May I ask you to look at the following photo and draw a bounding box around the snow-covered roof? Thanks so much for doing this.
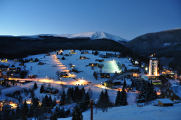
[158,98,174,104]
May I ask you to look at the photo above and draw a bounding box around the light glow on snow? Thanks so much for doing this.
[8,78,67,85]
[51,54,75,77]
[9,102,18,109]
[70,79,89,86]
[94,84,110,89]
[102,60,121,73]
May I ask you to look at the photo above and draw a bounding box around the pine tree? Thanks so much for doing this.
[104,90,111,106]
[122,79,126,91]
[48,96,53,107]
[120,89,128,105]
[96,90,104,108]
[72,106,83,120]
[74,87,82,102]
[22,100,29,119]
[87,88,93,98]
[59,107,66,118]
[94,51,98,55]
[93,71,98,80]
[52,98,57,107]
[66,87,73,104]
[50,114,57,120]
[40,85,44,93]
[33,82,38,89]
[30,97,40,118]
[62,56,65,60]
[115,91,121,106]
[80,92,90,111]
[96,90,112,112]
[61,90,66,105]
[137,82,157,103]
[15,105,21,119]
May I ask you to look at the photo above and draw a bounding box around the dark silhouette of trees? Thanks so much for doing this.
[96,90,112,112]
[61,90,66,105]
[93,71,98,80]
[72,106,83,120]
[137,81,157,103]
[40,85,44,93]
[33,82,38,89]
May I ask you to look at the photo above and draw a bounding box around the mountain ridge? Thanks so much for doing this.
[59,32,127,42]
[0,32,127,43]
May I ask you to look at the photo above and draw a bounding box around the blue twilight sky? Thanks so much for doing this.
[0,0,181,40]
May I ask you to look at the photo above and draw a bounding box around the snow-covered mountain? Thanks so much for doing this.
[16,32,127,43]
[59,32,127,42]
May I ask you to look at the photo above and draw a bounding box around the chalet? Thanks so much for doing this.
[152,80,162,85]
[100,73,110,78]
[80,56,88,60]
[60,72,70,78]
[28,75,37,78]
[81,50,89,54]
[38,62,45,65]
[70,64,76,68]
[95,59,104,62]
[132,73,140,77]
[89,63,98,67]
[158,98,174,106]
[137,103,145,107]
[69,50,76,54]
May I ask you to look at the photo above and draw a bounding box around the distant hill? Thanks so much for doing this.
[127,28,181,72]
[0,35,131,58]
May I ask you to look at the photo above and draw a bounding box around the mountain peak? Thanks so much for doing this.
[59,32,127,42]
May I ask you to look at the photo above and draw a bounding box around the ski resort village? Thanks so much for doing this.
[0,49,181,120]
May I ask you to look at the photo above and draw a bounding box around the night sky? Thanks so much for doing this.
[0,0,181,39]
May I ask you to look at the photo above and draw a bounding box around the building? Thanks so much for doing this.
[149,56,159,76]
[158,98,174,106]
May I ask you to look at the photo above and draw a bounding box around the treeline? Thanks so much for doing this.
[1,81,158,120]
[0,36,131,59]
[136,81,157,103]
[60,87,91,111]
[1,95,56,120]
[96,81,128,112]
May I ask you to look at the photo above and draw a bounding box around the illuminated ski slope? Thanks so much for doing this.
[102,60,121,73]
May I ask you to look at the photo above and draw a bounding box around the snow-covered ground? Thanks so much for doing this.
[169,79,181,98]
[23,50,138,83]
[1,50,181,120]
[0,50,138,103]
[61,103,181,120]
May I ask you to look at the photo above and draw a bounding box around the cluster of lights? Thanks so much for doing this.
[52,54,69,72]
[134,60,139,65]
[8,78,67,85]
[156,91,161,96]
[52,54,76,77]
[116,88,128,92]
[70,79,89,86]
[9,102,18,109]
[94,84,110,89]
[0,59,8,63]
